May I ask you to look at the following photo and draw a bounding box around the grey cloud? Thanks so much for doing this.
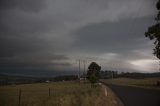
[69,15,158,72]
[0,0,158,75]
[71,16,154,53]
[0,0,46,12]
[0,53,70,67]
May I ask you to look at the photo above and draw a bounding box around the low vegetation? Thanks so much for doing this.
[0,81,122,106]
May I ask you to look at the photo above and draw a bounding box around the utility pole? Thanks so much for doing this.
[78,59,81,79]
[18,89,21,106]
[83,60,85,81]
[83,60,85,76]
[111,71,113,79]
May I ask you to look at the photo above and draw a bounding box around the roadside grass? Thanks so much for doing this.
[101,78,160,90]
[0,81,122,106]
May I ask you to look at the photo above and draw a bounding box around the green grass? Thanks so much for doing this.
[101,78,160,89]
[0,81,122,106]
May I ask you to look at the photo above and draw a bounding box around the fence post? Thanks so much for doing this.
[49,88,50,97]
[18,89,21,106]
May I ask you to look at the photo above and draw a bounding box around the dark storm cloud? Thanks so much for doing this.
[0,0,67,69]
[70,14,158,72]
[0,0,52,57]
[0,0,158,75]
[0,0,46,12]
[72,16,154,53]
[0,53,70,67]
[0,53,69,63]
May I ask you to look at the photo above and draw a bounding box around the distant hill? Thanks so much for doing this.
[100,70,160,79]
[118,72,160,78]
[0,74,41,85]
[0,74,78,85]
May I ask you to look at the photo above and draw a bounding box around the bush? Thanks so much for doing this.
[156,81,160,86]
[89,75,98,87]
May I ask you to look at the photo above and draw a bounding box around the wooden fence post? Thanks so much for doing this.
[49,88,50,97]
[18,89,21,106]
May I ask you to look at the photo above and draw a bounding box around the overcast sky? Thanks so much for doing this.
[0,0,159,76]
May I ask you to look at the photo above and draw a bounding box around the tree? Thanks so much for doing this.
[87,62,101,86]
[89,74,98,87]
[145,0,160,59]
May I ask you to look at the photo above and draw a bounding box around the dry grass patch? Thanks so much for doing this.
[0,81,122,106]
[101,78,160,89]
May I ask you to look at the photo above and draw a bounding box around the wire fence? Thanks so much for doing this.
[0,83,93,106]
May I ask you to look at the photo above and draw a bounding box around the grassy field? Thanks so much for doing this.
[0,81,122,106]
[101,78,160,89]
